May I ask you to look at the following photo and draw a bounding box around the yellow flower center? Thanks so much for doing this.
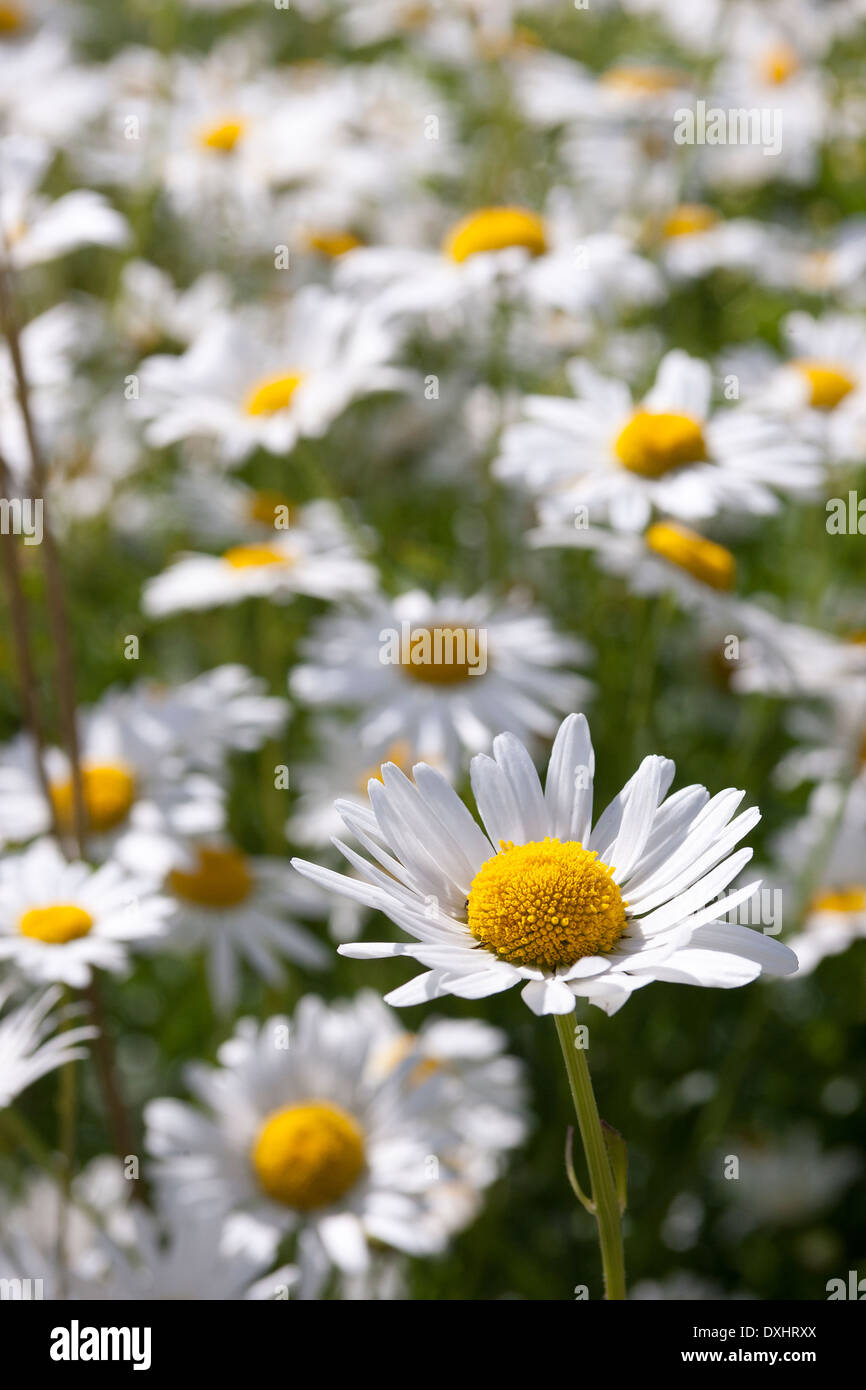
[663,204,719,238]
[306,230,363,258]
[168,846,253,908]
[247,489,293,527]
[399,625,483,685]
[0,4,23,34]
[244,373,305,416]
[602,64,685,95]
[810,885,866,914]
[614,410,707,477]
[467,838,627,972]
[50,763,136,835]
[645,522,736,591]
[794,361,856,411]
[443,207,547,264]
[251,1102,365,1209]
[197,117,247,153]
[19,905,94,945]
[222,544,291,569]
[759,43,800,86]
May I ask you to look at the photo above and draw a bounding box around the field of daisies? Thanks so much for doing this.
[0,0,865,1305]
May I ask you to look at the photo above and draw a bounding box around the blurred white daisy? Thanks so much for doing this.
[289,589,593,773]
[135,290,412,464]
[145,997,464,1285]
[293,712,797,1017]
[495,350,821,532]
[130,664,288,773]
[0,133,128,269]
[141,500,377,617]
[0,981,96,1107]
[0,838,172,988]
[164,840,330,1014]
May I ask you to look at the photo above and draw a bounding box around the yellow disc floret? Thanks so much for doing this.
[662,205,719,239]
[794,361,855,411]
[244,373,305,416]
[197,118,247,153]
[467,838,627,972]
[615,410,707,477]
[20,905,94,945]
[759,43,800,86]
[646,522,736,591]
[251,1102,365,1210]
[222,544,290,569]
[444,207,547,264]
[50,764,136,835]
[810,885,866,914]
[169,846,253,908]
[399,625,482,685]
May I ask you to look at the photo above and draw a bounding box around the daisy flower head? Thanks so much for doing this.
[145,995,465,1287]
[164,839,330,1015]
[134,289,413,465]
[0,981,96,1107]
[0,838,172,988]
[141,500,377,618]
[495,350,822,533]
[770,312,866,463]
[130,664,289,773]
[289,589,593,774]
[0,133,128,270]
[293,713,797,1017]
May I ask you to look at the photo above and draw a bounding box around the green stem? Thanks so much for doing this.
[554,1014,626,1301]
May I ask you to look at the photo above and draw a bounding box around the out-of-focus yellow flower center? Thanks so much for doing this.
[50,764,136,835]
[306,230,363,258]
[197,117,247,153]
[222,544,291,569]
[375,1033,443,1086]
[615,410,707,477]
[602,64,684,95]
[467,838,627,972]
[663,205,719,238]
[19,904,94,945]
[251,1102,365,1209]
[356,740,413,793]
[0,4,23,33]
[794,361,855,411]
[444,207,547,264]
[169,846,253,908]
[247,489,293,527]
[646,522,736,591]
[399,625,481,685]
[810,885,866,914]
[244,373,305,416]
[759,43,800,86]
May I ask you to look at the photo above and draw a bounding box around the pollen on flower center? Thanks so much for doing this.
[794,360,855,411]
[169,846,253,908]
[615,409,708,477]
[443,207,547,264]
[50,763,136,835]
[399,625,484,685]
[19,904,94,945]
[646,521,736,591]
[197,117,247,153]
[467,838,628,971]
[244,373,305,416]
[810,885,866,914]
[222,544,291,569]
[662,204,719,238]
[251,1101,365,1210]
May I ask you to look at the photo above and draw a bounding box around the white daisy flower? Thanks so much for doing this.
[292,712,797,1017]
[651,204,773,281]
[134,290,412,465]
[768,312,866,463]
[0,689,226,874]
[141,500,377,617]
[289,589,593,774]
[731,610,866,701]
[0,839,172,988]
[0,134,128,269]
[130,664,288,773]
[495,350,822,532]
[773,677,866,790]
[145,997,463,1282]
[114,260,230,353]
[164,840,330,1015]
[0,981,96,1107]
